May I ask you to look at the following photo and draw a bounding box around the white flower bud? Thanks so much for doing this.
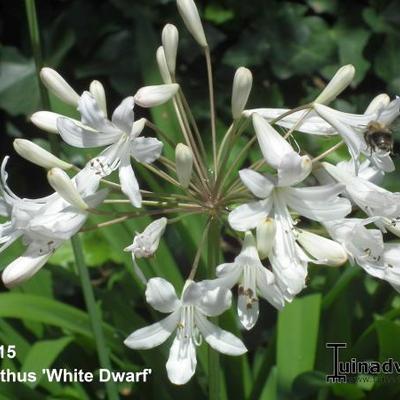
[156,46,172,84]
[256,218,276,260]
[162,24,179,75]
[47,168,88,211]
[314,64,355,105]
[134,84,179,108]
[231,67,253,120]
[13,139,72,170]
[175,143,193,188]
[177,0,208,48]
[295,229,348,266]
[364,93,390,115]
[40,67,80,106]
[31,111,61,134]
[89,80,107,117]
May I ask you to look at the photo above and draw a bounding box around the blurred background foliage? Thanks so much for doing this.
[1,0,400,399]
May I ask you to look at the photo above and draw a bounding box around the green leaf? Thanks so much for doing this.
[0,46,39,116]
[277,293,322,394]
[21,336,73,388]
[259,366,278,400]
[334,26,371,85]
[204,5,234,24]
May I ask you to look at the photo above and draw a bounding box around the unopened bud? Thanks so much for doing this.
[40,67,80,106]
[177,0,207,48]
[134,84,179,108]
[296,229,347,266]
[256,218,276,259]
[13,139,72,170]
[89,80,107,117]
[364,93,390,115]
[31,111,61,134]
[162,24,179,75]
[156,46,172,84]
[175,143,193,188]
[231,67,253,120]
[314,64,355,105]
[47,168,88,210]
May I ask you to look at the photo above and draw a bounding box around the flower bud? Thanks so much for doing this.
[47,168,88,210]
[31,111,61,134]
[40,67,80,106]
[314,64,355,105]
[162,24,179,75]
[256,218,276,259]
[364,93,390,115]
[134,84,179,108]
[89,80,107,117]
[231,67,253,120]
[295,229,347,266]
[177,0,208,48]
[175,143,193,188]
[13,139,72,170]
[156,46,172,84]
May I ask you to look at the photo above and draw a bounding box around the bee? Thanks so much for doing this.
[364,121,394,154]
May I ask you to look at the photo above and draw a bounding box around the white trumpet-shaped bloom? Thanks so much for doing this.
[228,114,351,299]
[325,218,400,292]
[245,95,400,172]
[207,232,286,330]
[322,161,400,236]
[0,158,107,287]
[124,278,247,385]
[56,91,163,207]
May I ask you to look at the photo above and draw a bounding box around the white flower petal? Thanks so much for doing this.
[111,97,135,133]
[286,184,345,201]
[166,335,197,385]
[119,151,142,208]
[78,91,119,133]
[314,104,365,168]
[244,108,336,136]
[131,137,163,164]
[124,310,180,350]
[377,97,400,126]
[195,284,232,317]
[2,245,53,288]
[57,118,122,148]
[195,313,247,356]
[239,169,274,198]
[277,154,312,187]
[284,190,351,222]
[256,267,286,309]
[253,113,293,169]
[89,80,107,117]
[237,292,259,330]
[228,198,272,232]
[145,277,180,313]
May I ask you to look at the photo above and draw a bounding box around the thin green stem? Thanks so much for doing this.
[205,47,217,178]
[24,0,59,154]
[71,236,120,400]
[207,218,221,400]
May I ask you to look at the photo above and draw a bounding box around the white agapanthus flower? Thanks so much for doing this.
[206,231,286,330]
[124,278,247,385]
[245,95,400,172]
[321,160,400,236]
[0,158,107,287]
[56,92,162,207]
[228,114,351,299]
[124,217,168,284]
[325,218,400,292]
